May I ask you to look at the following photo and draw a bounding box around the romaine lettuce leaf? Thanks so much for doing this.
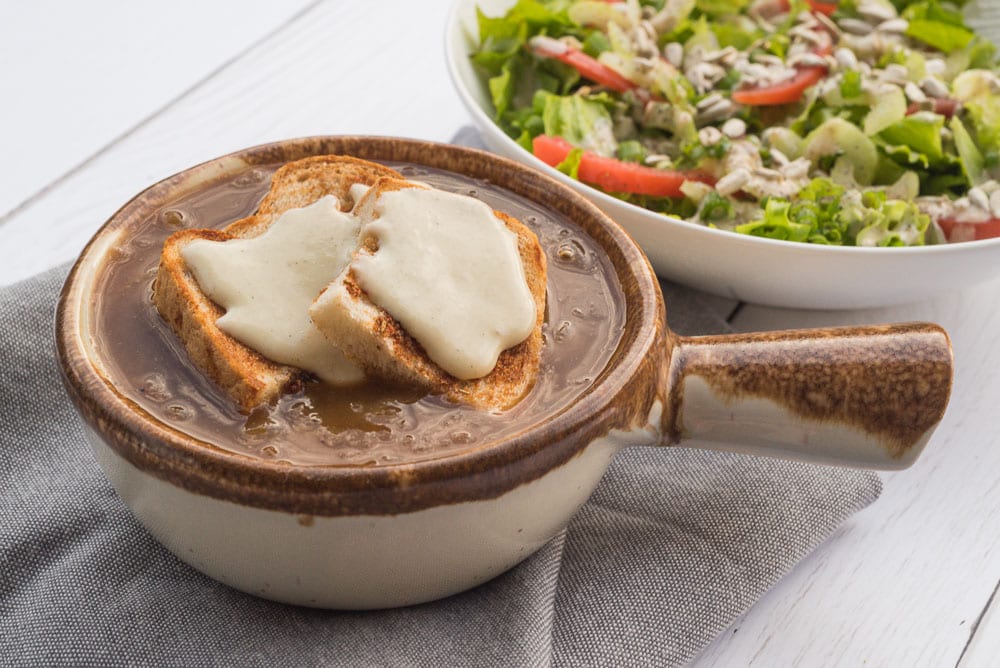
[950,115,986,186]
[906,20,973,53]
[902,0,974,53]
[878,112,944,164]
[952,70,1000,169]
[539,91,618,155]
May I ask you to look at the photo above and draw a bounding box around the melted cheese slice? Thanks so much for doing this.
[352,187,535,380]
[182,195,364,384]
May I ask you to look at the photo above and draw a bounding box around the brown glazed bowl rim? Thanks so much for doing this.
[56,136,663,516]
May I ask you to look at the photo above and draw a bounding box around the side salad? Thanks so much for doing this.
[471,0,1000,245]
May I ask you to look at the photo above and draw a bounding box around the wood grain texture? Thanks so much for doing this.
[0,0,313,218]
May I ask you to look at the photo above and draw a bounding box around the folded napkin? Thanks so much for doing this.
[0,263,879,667]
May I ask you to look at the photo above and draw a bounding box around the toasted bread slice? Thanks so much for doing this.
[309,178,547,411]
[152,155,403,411]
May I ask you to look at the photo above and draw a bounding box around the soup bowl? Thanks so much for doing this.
[56,137,953,609]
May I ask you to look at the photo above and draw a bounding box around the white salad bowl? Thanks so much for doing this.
[446,0,1000,309]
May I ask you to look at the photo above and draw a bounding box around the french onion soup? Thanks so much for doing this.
[93,161,625,466]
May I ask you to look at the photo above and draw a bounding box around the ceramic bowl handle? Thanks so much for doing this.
[666,323,953,469]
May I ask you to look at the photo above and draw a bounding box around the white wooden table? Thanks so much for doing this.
[4,2,998,665]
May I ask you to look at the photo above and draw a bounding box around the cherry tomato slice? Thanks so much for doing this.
[732,65,827,106]
[532,135,715,198]
[937,218,1000,242]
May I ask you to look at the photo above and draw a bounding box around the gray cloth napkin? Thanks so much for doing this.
[0,265,880,667]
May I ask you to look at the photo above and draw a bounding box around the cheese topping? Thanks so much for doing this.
[182,195,364,385]
[351,186,536,380]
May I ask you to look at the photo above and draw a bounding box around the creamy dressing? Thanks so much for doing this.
[352,186,536,380]
[182,195,364,384]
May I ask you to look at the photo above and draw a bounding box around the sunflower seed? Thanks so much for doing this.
[755,167,782,179]
[969,187,990,211]
[640,20,657,41]
[878,18,909,34]
[715,169,750,196]
[925,58,947,76]
[704,47,738,63]
[818,77,840,97]
[789,53,830,68]
[697,98,736,122]
[920,77,950,98]
[770,148,790,166]
[840,18,874,35]
[879,64,910,86]
[664,42,684,68]
[905,82,928,104]
[858,1,896,23]
[815,11,842,36]
[721,118,747,138]
[688,62,726,93]
[699,126,724,146]
[753,54,784,66]
[738,62,770,80]
[529,35,568,57]
[695,93,723,110]
[633,56,656,73]
[783,159,811,179]
[797,10,818,26]
[789,26,824,45]
[644,153,672,165]
[834,47,858,70]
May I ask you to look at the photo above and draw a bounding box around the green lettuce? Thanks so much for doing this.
[906,20,973,53]
[473,1,584,127]
[902,0,974,53]
[736,199,814,243]
[950,116,986,186]
[848,194,931,247]
[878,112,945,164]
[616,139,647,163]
[952,70,1000,172]
[538,91,618,155]
[736,178,932,246]
[555,147,584,178]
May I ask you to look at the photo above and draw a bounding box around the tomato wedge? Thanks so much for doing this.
[532,135,715,198]
[937,218,1000,242]
[732,65,827,106]
[529,36,637,94]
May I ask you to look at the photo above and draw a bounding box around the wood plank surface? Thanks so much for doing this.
[0,1,313,219]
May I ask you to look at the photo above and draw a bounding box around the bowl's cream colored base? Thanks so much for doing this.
[85,424,624,609]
